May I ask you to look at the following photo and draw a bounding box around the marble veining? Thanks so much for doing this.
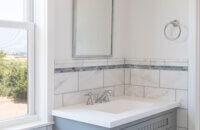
[55,64,188,73]
[54,72,78,94]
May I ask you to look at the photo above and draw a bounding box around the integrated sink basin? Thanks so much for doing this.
[52,96,180,128]
[83,98,153,114]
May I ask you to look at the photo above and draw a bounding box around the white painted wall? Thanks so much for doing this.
[54,0,72,60]
[54,0,189,60]
[123,0,189,59]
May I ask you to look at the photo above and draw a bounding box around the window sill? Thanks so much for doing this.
[0,115,54,130]
[1,120,54,130]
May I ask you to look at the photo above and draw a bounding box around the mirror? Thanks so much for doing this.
[72,0,113,58]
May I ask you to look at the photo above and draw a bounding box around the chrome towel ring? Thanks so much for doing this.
[164,20,181,41]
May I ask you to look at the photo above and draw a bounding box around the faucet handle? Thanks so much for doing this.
[104,90,112,95]
[85,92,93,105]
[103,90,113,102]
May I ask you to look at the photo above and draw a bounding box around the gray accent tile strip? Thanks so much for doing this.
[125,64,188,71]
[55,65,125,73]
[55,64,188,73]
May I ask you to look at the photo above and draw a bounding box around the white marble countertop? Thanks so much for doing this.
[52,96,179,128]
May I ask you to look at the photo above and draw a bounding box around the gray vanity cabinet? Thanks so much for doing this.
[122,113,173,130]
[54,109,177,130]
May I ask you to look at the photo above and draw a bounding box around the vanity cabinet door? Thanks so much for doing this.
[122,113,172,130]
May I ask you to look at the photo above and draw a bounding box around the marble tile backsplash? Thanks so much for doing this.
[131,69,160,87]
[54,58,125,108]
[54,72,78,94]
[104,69,125,87]
[125,85,145,97]
[160,70,188,90]
[124,59,188,130]
[54,58,188,130]
[79,70,103,90]
[145,87,176,101]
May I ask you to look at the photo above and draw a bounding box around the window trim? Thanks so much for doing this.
[0,0,54,127]
[34,0,55,122]
[0,20,34,30]
[27,22,35,115]
[0,20,35,125]
[23,0,34,22]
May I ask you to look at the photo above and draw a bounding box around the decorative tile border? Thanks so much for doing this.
[55,64,188,73]
[126,64,188,71]
[55,65,124,73]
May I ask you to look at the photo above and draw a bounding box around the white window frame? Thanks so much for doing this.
[0,0,36,127]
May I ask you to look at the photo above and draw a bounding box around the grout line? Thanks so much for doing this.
[159,70,161,88]
[103,69,105,88]
[175,89,177,102]
[133,85,187,94]
[177,126,188,130]
[129,68,131,85]
[77,71,79,91]
[123,68,125,96]
[124,68,126,96]
[54,84,188,96]
[104,84,125,88]
[130,68,132,85]
[123,84,125,96]
[131,84,159,88]
[130,84,188,91]
[56,84,125,95]
[62,94,64,107]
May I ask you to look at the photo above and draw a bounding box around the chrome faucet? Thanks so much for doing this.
[95,90,112,103]
[85,92,93,105]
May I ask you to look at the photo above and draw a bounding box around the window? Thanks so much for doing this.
[0,0,30,22]
[0,0,34,122]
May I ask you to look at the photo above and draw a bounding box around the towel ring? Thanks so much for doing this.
[164,20,181,41]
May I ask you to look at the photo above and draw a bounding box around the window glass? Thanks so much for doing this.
[0,27,28,120]
[0,0,26,21]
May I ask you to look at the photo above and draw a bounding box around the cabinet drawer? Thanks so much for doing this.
[123,113,172,130]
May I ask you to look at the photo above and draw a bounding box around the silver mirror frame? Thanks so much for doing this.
[72,0,114,59]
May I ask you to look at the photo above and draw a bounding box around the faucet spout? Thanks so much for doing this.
[95,90,112,103]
